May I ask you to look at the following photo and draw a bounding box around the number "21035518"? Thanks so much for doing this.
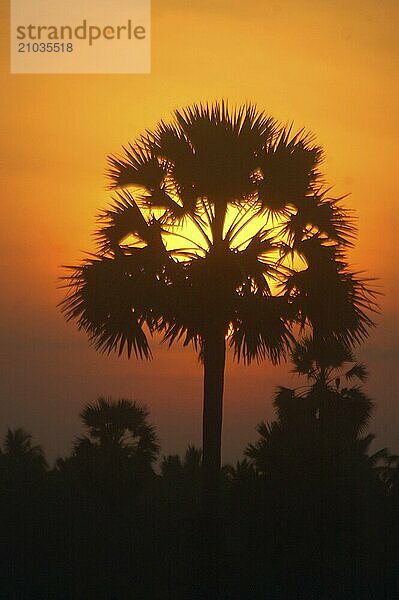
[18,42,74,53]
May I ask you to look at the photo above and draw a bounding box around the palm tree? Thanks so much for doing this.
[74,396,159,471]
[245,339,389,596]
[287,336,373,434]
[246,337,375,477]
[61,102,376,520]
[1,428,47,483]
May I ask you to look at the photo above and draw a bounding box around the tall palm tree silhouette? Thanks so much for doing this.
[61,102,376,521]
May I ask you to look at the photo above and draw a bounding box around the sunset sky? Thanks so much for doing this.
[1,0,398,463]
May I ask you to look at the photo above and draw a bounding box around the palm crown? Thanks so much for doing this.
[62,102,375,362]
[78,396,159,464]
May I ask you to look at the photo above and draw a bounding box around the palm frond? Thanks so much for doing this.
[60,256,153,358]
[281,192,357,248]
[230,296,294,364]
[257,126,324,212]
[285,248,378,347]
[95,190,151,253]
[108,139,165,190]
[345,362,368,382]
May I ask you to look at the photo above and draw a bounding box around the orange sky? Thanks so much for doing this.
[1,0,398,461]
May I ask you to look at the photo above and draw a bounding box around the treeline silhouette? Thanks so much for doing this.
[1,365,398,599]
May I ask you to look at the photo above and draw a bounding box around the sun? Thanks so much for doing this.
[118,190,308,297]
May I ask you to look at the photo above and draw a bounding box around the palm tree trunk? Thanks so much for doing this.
[199,327,226,596]
[202,328,226,493]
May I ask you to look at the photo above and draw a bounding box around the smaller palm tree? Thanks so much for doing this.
[1,428,47,484]
[3,428,47,464]
[78,396,159,466]
[246,337,374,478]
[63,397,159,493]
[285,335,372,435]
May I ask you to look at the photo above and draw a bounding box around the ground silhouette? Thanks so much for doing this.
[1,382,397,598]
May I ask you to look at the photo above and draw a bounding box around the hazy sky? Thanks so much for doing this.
[1,0,398,463]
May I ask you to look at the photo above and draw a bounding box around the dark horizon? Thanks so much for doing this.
[1,0,398,467]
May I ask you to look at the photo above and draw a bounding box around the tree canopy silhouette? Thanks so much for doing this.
[78,396,159,463]
[57,397,159,496]
[2,392,397,598]
[246,337,376,482]
[61,102,377,535]
[0,428,47,484]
